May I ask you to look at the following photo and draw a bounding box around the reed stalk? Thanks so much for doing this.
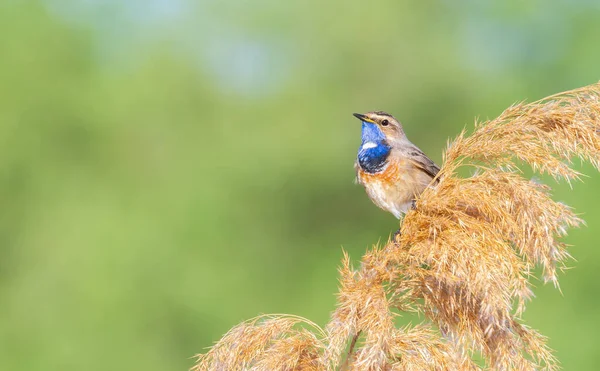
[194,82,600,371]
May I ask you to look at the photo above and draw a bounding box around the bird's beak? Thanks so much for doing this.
[353,113,374,123]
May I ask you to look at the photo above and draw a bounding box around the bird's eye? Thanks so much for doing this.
[381,119,389,126]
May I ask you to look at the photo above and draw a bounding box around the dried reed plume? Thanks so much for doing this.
[194,82,600,370]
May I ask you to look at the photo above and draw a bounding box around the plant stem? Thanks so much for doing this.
[341,331,361,370]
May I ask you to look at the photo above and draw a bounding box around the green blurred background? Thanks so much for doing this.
[1,0,600,370]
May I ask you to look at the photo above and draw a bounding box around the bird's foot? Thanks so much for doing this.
[392,229,401,245]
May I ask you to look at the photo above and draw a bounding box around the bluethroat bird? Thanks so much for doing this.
[353,111,440,219]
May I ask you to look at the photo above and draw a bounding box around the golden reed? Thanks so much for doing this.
[194,83,600,371]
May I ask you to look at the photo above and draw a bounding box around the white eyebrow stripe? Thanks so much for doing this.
[361,142,378,149]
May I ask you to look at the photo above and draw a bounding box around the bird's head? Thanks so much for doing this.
[353,111,405,144]
[353,111,405,173]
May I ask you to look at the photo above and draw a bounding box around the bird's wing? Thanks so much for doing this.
[406,147,440,180]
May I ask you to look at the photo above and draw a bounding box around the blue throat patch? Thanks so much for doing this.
[357,122,391,173]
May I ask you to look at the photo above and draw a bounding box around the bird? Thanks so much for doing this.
[353,111,440,219]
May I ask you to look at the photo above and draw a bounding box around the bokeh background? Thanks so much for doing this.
[1,1,600,370]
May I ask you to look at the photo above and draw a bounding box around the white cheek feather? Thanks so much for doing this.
[361,142,378,150]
